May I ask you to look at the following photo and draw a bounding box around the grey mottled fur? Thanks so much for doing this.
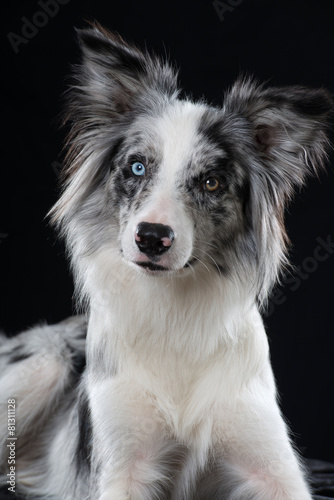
[0,22,332,500]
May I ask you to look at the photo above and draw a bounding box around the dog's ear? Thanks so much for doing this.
[224,79,332,303]
[50,24,179,225]
[73,23,179,117]
[224,78,333,200]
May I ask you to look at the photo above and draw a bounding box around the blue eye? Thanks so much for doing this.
[131,161,145,176]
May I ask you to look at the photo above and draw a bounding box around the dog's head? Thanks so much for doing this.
[51,23,332,304]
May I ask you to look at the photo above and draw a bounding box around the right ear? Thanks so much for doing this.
[73,23,179,118]
[50,24,179,226]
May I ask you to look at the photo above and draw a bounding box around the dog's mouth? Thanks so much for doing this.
[134,258,196,273]
[135,261,169,272]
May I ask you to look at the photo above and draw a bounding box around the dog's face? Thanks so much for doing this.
[110,100,248,276]
[52,24,332,302]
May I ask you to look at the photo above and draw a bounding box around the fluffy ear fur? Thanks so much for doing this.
[51,23,179,224]
[224,78,333,302]
[74,23,179,117]
[225,78,332,199]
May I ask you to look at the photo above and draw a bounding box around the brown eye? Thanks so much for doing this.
[204,177,220,192]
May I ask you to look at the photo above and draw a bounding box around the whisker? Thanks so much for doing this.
[192,245,223,278]
[195,239,221,252]
[192,255,212,275]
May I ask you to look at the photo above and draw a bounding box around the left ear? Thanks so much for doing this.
[224,78,333,199]
[224,78,332,304]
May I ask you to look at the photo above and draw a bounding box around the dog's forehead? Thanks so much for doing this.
[153,100,206,148]
[142,100,229,175]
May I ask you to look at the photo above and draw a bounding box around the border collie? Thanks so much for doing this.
[0,23,332,500]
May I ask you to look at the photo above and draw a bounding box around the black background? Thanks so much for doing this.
[1,0,334,464]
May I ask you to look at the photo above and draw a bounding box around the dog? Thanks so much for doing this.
[0,22,332,499]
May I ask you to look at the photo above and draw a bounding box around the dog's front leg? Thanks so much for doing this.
[209,396,312,500]
[88,378,181,500]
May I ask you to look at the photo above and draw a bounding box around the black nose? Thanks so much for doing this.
[135,222,174,259]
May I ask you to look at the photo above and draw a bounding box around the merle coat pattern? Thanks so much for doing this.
[0,23,332,500]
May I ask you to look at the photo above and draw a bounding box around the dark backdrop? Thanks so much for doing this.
[1,0,334,463]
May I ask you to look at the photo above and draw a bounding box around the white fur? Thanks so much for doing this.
[70,100,314,498]
[0,106,314,498]
[83,253,312,499]
[1,24,330,498]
